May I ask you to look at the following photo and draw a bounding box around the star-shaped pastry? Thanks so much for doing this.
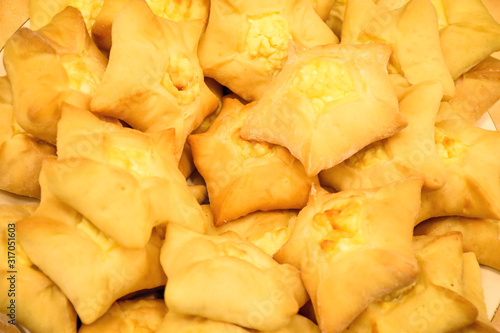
[0,204,77,333]
[240,42,406,176]
[342,0,455,98]
[274,178,422,333]
[345,233,479,332]
[197,0,338,101]
[49,104,207,248]
[0,76,56,198]
[17,189,167,324]
[439,0,500,79]
[161,223,308,331]
[3,6,107,144]
[320,80,446,191]
[189,95,315,225]
[90,0,219,159]
[417,114,500,223]
[415,216,500,271]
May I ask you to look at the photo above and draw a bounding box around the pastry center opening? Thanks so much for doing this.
[292,57,355,114]
[161,53,200,105]
[245,14,291,72]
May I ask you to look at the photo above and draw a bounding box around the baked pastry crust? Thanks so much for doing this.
[161,223,308,331]
[3,6,107,144]
[189,95,314,225]
[156,312,320,333]
[274,179,422,333]
[51,105,207,248]
[92,0,210,51]
[0,77,56,198]
[17,195,167,324]
[90,0,219,158]
[417,116,500,222]
[197,0,338,101]
[208,209,298,257]
[320,80,446,191]
[450,56,500,123]
[345,233,479,333]
[415,216,500,270]
[79,299,167,332]
[241,43,406,176]
[0,0,28,49]
[440,0,500,79]
[0,204,77,333]
[342,0,455,99]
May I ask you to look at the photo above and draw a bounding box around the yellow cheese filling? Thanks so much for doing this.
[434,128,468,164]
[76,217,118,253]
[292,57,355,114]
[147,0,207,21]
[312,199,365,257]
[245,14,291,72]
[67,0,104,30]
[61,55,101,95]
[344,141,390,169]
[161,53,200,105]
[107,146,156,179]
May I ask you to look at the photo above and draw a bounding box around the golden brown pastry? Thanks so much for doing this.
[189,95,315,225]
[161,223,308,331]
[0,76,56,198]
[197,0,338,101]
[440,0,500,79]
[320,80,446,191]
[344,233,479,333]
[3,6,107,144]
[414,216,500,270]
[417,116,500,222]
[51,105,207,248]
[241,42,406,176]
[17,199,167,324]
[91,0,218,158]
[325,0,346,37]
[275,178,423,333]
[92,0,210,51]
[208,209,298,257]
[458,252,498,333]
[450,56,500,123]
[79,299,167,332]
[342,0,455,98]
[157,312,320,333]
[0,204,77,333]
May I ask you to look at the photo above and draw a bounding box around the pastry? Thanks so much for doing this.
[79,299,167,332]
[440,0,500,79]
[3,6,107,144]
[208,209,298,257]
[51,105,207,248]
[197,0,338,101]
[414,216,500,270]
[342,0,455,98]
[91,0,219,158]
[417,115,500,222]
[344,233,479,332]
[17,199,167,324]
[241,42,405,176]
[161,223,308,331]
[274,178,423,333]
[0,76,56,198]
[189,95,314,225]
[320,80,446,191]
[0,204,77,333]
[92,0,210,51]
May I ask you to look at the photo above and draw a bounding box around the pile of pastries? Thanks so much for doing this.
[1,0,500,332]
